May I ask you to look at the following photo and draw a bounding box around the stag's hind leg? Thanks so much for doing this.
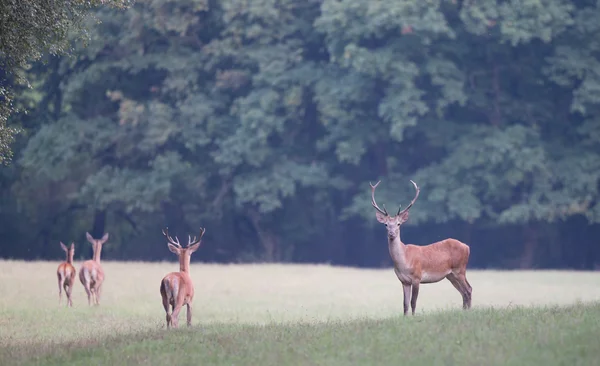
[457,273,472,309]
[446,273,470,309]
[161,296,172,329]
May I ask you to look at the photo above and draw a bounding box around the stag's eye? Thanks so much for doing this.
[384,224,388,227]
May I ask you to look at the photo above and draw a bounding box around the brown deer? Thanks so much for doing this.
[79,232,109,306]
[370,180,472,315]
[57,242,76,307]
[160,227,205,329]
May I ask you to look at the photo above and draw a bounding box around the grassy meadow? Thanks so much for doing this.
[0,260,599,365]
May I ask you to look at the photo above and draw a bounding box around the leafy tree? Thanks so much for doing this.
[0,0,133,164]
[5,0,600,269]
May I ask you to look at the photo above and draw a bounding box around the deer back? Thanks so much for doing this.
[407,239,470,273]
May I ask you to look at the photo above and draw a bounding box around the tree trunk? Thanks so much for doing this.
[89,209,106,258]
[520,224,538,269]
[247,209,279,262]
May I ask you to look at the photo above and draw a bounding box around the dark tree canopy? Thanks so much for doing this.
[0,0,132,164]
[1,0,599,270]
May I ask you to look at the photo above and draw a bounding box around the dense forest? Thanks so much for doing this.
[1,0,599,270]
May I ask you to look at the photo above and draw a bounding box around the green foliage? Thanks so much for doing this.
[3,0,600,267]
[0,0,133,164]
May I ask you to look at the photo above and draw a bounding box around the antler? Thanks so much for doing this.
[162,227,182,248]
[370,180,389,216]
[187,227,206,247]
[398,180,420,216]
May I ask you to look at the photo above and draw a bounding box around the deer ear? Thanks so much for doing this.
[70,242,75,250]
[85,232,94,243]
[375,211,388,223]
[188,241,202,254]
[100,232,109,244]
[399,211,409,224]
[60,242,68,251]
[167,244,180,255]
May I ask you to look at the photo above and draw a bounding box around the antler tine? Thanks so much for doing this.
[369,180,389,216]
[398,180,420,216]
[188,227,206,246]
[162,227,182,247]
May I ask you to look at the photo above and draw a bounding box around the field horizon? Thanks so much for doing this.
[1,260,599,365]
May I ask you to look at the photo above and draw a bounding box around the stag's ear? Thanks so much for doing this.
[100,232,109,243]
[375,211,388,223]
[167,244,180,255]
[60,241,68,252]
[85,232,94,243]
[398,211,410,224]
[70,242,75,250]
[188,241,202,254]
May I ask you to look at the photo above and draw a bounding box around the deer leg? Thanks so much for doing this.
[83,284,92,306]
[457,273,472,309]
[402,283,411,316]
[57,275,63,305]
[66,284,73,307]
[171,305,183,328]
[63,283,71,307]
[411,283,420,315]
[95,284,102,306]
[186,303,192,327]
[446,273,469,309]
[161,296,171,329]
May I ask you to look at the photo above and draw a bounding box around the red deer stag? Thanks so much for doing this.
[57,242,76,307]
[370,180,472,315]
[79,232,109,306]
[160,227,205,329]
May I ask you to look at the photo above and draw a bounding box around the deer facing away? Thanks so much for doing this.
[160,227,205,329]
[370,180,472,315]
[79,232,109,306]
[57,242,76,307]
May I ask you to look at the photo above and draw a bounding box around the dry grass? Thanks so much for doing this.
[1,260,599,365]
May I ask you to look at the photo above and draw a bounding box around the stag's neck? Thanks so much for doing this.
[67,254,74,264]
[179,257,190,273]
[388,236,408,268]
[93,247,102,263]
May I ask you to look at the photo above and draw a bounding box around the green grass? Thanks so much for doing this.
[1,260,600,365]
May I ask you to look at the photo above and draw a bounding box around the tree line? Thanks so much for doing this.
[1,0,599,269]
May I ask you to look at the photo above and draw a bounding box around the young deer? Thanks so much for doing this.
[57,242,76,307]
[370,180,472,315]
[79,232,109,306]
[160,227,205,329]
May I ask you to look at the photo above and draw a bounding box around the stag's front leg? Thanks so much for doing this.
[402,283,411,316]
[411,282,420,315]
[186,303,192,327]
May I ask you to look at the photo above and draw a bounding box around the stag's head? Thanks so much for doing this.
[162,227,206,259]
[370,180,420,240]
